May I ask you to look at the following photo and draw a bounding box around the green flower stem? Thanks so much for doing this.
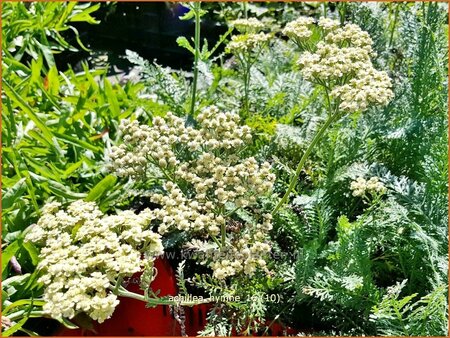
[224,205,241,217]
[208,230,222,247]
[221,221,226,247]
[113,275,123,295]
[388,4,399,48]
[272,111,341,214]
[243,59,251,117]
[116,287,210,306]
[189,1,202,117]
[6,310,46,322]
[323,88,333,116]
[240,45,266,118]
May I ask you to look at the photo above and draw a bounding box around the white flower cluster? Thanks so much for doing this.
[231,18,265,33]
[109,106,276,279]
[226,32,271,55]
[185,213,273,280]
[196,105,253,149]
[210,214,273,279]
[350,176,386,197]
[108,108,253,176]
[331,68,393,112]
[317,17,340,31]
[107,113,182,178]
[25,200,163,323]
[285,17,393,112]
[297,42,372,81]
[324,23,373,53]
[282,16,315,42]
[153,155,273,236]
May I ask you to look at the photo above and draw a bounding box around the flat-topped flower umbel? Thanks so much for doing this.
[108,106,276,280]
[25,201,163,323]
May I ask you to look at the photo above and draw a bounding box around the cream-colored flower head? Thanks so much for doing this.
[108,106,276,280]
[231,17,265,33]
[25,200,163,323]
[282,16,315,42]
[318,17,340,31]
[331,68,393,112]
[226,32,271,55]
[297,42,371,81]
[325,23,374,54]
[350,176,386,197]
[283,16,393,113]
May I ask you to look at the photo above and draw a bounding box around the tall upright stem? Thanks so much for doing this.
[243,60,251,118]
[272,111,340,214]
[189,2,201,117]
[388,4,399,48]
[221,223,226,247]
[339,2,347,25]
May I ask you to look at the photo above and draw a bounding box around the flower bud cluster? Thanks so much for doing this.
[350,176,386,197]
[226,32,271,55]
[107,107,254,177]
[297,42,371,81]
[282,16,315,42]
[107,113,185,178]
[231,18,265,33]
[324,23,373,53]
[284,17,393,112]
[152,154,274,236]
[210,214,273,279]
[25,200,163,323]
[317,17,340,31]
[197,106,253,149]
[108,106,276,279]
[331,68,393,112]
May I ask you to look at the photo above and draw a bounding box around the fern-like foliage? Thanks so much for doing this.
[125,49,190,115]
[370,282,448,336]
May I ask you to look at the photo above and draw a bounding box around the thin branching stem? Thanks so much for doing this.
[272,110,341,214]
[189,1,202,117]
[116,286,210,306]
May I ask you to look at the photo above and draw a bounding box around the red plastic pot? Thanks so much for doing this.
[260,321,298,336]
[184,303,212,336]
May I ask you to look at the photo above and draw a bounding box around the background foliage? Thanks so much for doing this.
[2,1,448,336]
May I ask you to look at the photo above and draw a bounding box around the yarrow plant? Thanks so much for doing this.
[350,176,386,197]
[282,16,316,46]
[231,17,265,34]
[273,17,394,213]
[295,17,393,112]
[108,106,276,280]
[25,200,164,323]
[226,18,271,116]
